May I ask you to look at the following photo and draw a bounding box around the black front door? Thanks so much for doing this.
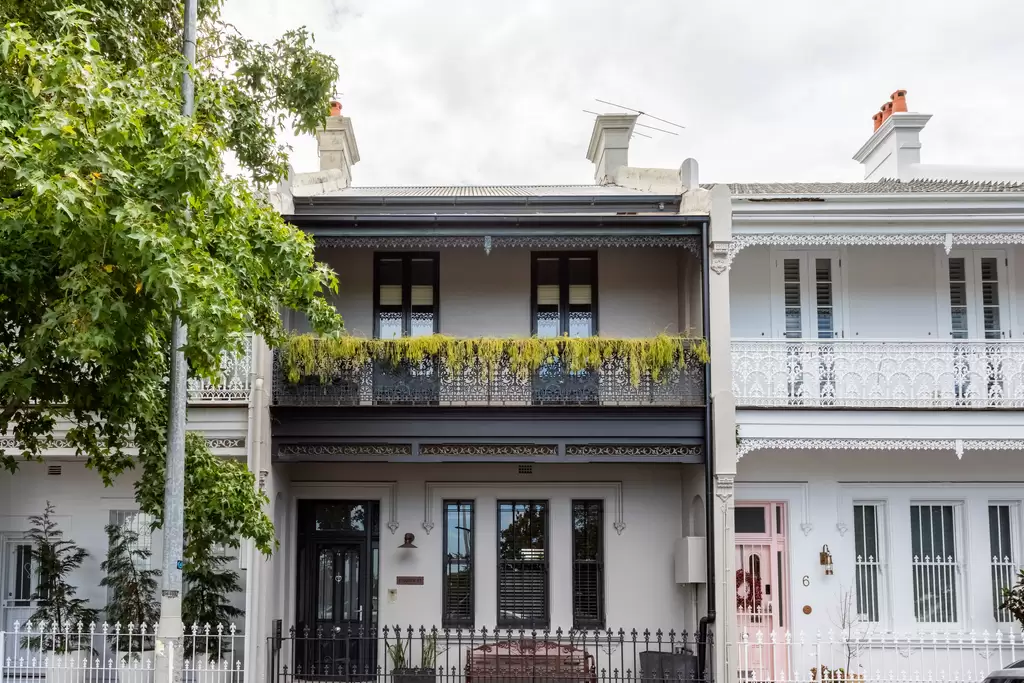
[296,501,379,679]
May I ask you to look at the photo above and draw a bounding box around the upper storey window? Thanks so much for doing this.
[374,253,439,338]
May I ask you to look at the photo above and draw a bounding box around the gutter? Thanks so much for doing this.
[732,192,1024,203]
[293,193,684,210]
[732,213,1024,225]
[285,213,706,229]
[698,220,715,681]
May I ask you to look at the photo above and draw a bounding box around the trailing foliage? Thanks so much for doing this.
[0,0,343,551]
[280,333,710,388]
[100,520,160,656]
[22,502,99,652]
[1003,568,1024,631]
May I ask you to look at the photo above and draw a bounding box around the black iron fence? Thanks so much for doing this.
[269,625,712,683]
[272,352,706,408]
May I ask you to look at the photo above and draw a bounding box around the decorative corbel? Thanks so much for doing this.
[709,240,734,274]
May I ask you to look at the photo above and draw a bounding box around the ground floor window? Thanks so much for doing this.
[909,503,961,624]
[853,502,886,623]
[989,503,1018,623]
[572,500,604,629]
[442,500,474,628]
[497,500,548,628]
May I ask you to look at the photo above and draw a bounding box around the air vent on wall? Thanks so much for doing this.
[518,464,533,475]
[47,465,62,476]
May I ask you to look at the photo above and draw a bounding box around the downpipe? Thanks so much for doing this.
[243,337,263,682]
[698,219,716,682]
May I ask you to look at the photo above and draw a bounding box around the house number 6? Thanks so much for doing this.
[802,575,810,587]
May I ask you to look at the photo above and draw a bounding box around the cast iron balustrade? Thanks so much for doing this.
[732,339,1024,408]
[269,624,711,683]
[272,344,706,408]
[187,335,253,404]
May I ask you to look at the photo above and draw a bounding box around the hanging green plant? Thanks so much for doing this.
[279,333,709,388]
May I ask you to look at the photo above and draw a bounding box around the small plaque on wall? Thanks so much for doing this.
[396,576,424,586]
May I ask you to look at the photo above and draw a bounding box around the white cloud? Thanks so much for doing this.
[222,0,1024,186]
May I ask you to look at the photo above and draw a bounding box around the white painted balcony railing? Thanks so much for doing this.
[732,339,1024,408]
[186,335,253,404]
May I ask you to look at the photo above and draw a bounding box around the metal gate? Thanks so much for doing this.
[734,502,788,681]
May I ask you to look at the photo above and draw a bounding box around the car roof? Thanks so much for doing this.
[987,662,1024,678]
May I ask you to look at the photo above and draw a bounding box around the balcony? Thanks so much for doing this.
[273,336,706,408]
[732,339,1024,408]
[186,335,253,404]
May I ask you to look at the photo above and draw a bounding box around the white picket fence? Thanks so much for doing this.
[1,623,244,683]
[728,630,1024,683]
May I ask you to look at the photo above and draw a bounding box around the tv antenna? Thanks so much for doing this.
[583,109,652,138]
[588,98,686,138]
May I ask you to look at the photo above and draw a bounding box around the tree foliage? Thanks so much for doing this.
[23,501,100,652]
[0,1,343,549]
[181,547,242,659]
[100,520,161,654]
[135,432,275,554]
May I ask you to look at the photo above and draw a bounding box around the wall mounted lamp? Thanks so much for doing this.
[820,544,834,575]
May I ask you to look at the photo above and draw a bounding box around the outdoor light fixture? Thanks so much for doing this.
[820,544,834,575]
[399,533,417,549]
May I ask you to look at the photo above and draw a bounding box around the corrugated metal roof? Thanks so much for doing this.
[329,184,658,197]
[703,178,1024,197]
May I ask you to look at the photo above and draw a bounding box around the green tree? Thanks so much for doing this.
[100,520,161,656]
[181,545,242,660]
[23,502,100,652]
[0,1,343,553]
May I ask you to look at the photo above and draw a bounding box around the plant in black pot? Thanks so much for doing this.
[100,518,161,681]
[22,502,100,683]
[388,630,440,683]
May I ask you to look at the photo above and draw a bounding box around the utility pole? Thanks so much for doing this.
[156,0,197,682]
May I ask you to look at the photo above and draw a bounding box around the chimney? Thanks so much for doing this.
[853,90,931,181]
[315,101,360,186]
[586,114,637,184]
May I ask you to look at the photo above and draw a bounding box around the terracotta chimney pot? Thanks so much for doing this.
[880,101,894,122]
[890,89,908,113]
[872,112,883,131]
[329,100,342,117]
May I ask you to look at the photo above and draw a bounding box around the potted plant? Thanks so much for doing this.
[810,665,865,681]
[100,519,161,683]
[181,543,244,683]
[22,502,99,683]
[1002,568,1024,630]
[389,631,439,683]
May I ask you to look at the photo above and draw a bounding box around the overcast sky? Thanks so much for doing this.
[222,0,1024,187]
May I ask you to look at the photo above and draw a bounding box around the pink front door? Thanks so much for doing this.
[735,502,789,681]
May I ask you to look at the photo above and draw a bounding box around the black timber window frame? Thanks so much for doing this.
[372,252,440,338]
[572,499,605,629]
[442,500,475,628]
[497,500,549,629]
[530,252,599,337]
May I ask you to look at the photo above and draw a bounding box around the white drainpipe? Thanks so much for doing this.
[242,337,264,682]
